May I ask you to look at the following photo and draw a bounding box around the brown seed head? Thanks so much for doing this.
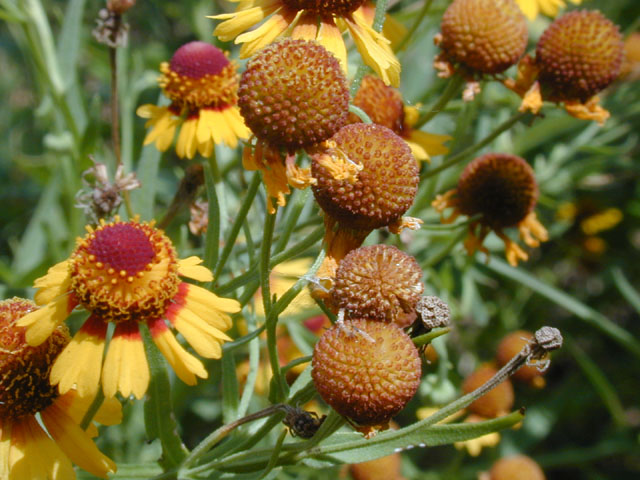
[496,330,545,384]
[312,123,419,230]
[489,455,546,480]
[312,319,421,426]
[440,0,527,74]
[332,245,423,325]
[350,75,406,135]
[462,364,514,418]
[536,10,624,102]
[238,39,349,151]
[350,453,406,480]
[0,298,71,420]
[457,153,538,230]
[281,0,366,16]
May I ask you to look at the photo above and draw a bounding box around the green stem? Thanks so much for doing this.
[79,390,105,430]
[260,209,277,315]
[421,229,468,269]
[413,327,451,347]
[274,187,310,254]
[421,111,529,181]
[395,0,434,52]
[348,104,373,124]
[260,429,288,478]
[414,74,465,128]
[203,154,221,272]
[214,173,261,279]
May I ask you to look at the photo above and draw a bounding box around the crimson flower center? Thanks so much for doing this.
[169,41,229,79]
[88,224,155,275]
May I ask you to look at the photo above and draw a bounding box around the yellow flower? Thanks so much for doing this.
[515,0,582,20]
[0,297,121,479]
[137,41,250,159]
[17,217,240,400]
[211,0,401,86]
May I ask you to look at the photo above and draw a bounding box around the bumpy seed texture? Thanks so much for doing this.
[312,319,421,426]
[89,223,156,276]
[350,75,405,134]
[238,39,349,150]
[0,298,71,420]
[536,10,624,102]
[457,153,538,230]
[170,41,229,78]
[440,0,527,74]
[490,455,546,480]
[332,245,423,324]
[462,364,514,418]
[312,123,418,230]
[496,330,542,383]
[282,0,366,16]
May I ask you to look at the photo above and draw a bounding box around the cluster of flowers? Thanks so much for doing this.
[2,0,627,477]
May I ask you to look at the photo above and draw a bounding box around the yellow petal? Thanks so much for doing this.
[212,0,281,42]
[225,106,251,144]
[33,260,71,305]
[1,420,11,480]
[178,256,214,282]
[176,118,198,159]
[148,318,207,385]
[408,129,451,158]
[16,294,73,346]
[50,316,107,398]
[41,403,116,479]
[237,9,293,58]
[102,321,149,399]
[317,18,347,73]
[515,0,538,20]
[186,282,241,314]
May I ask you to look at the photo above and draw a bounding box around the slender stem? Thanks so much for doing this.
[415,74,465,128]
[260,429,288,478]
[413,327,451,347]
[260,209,277,315]
[109,45,121,165]
[80,390,105,430]
[421,111,529,181]
[348,104,373,124]
[204,154,221,271]
[395,0,434,52]
[421,229,468,269]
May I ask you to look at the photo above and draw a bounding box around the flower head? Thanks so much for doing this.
[1,297,120,479]
[515,0,582,20]
[351,75,451,162]
[312,318,421,437]
[486,455,546,480]
[137,41,250,159]
[432,153,548,266]
[211,0,401,87]
[331,244,424,326]
[462,364,514,418]
[18,217,240,399]
[497,331,547,387]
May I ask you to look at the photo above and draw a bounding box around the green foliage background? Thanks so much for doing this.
[1,0,639,478]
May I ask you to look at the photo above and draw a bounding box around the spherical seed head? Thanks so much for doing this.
[440,0,527,74]
[160,41,238,110]
[350,75,406,135]
[332,245,424,324]
[312,123,419,230]
[350,453,404,480]
[238,39,349,151]
[490,455,546,480]
[70,219,181,323]
[281,0,366,16]
[312,319,421,426]
[462,364,514,418]
[496,331,543,384]
[0,298,71,421]
[457,153,538,230]
[536,10,624,102]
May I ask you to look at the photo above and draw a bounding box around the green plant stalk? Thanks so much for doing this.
[421,229,468,269]
[260,209,277,315]
[611,266,640,315]
[203,155,221,272]
[348,104,373,124]
[214,173,261,279]
[260,428,288,478]
[274,187,311,254]
[79,389,105,430]
[413,327,451,347]
[415,74,466,128]
[395,0,435,52]
[421,111,530,181]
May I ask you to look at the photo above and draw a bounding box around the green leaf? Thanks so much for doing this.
[611,267,640,316]
[141,325,189,469]
[484,257,640,360]
[131,144,162,220]
[222,351,240,423]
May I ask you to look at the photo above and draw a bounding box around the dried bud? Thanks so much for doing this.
[416,295,451,330]
[93,8,129,48]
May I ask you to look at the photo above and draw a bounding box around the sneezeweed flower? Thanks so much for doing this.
[349,451,406,480]
[434,0,528,100]
[497,331,547,388]
[515,0,581,20]
[137,41,250,159]
[211,0,401,87]
[310,123,420,295]
[350,75,451,162]
[506,10,624,124]
[238,39,349,213]
[1,297,121,479]
[462,364,515,418]
[17,217,240,399]
[432,153,548,266]
[330,244,424,327]
[481,455,546,480]
[312,318,421,437]
[620,33,640,81]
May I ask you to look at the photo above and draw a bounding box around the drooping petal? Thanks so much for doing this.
[8,415,75,480]
[317,18,348,73]
[17,294,77,347]
[176,117,199,159]
[177,256,213,282]
[1,420,11,480]
[166,303,231,358]
[237,9,294,58]
[137,105,180,151]
[33,260,71,305]
[147,317,207,385]
[41,402,116,479]
[212,0,281,42]
[52,391,122,439]
[50,315,107,398]
[102,321,149,399]
[181,282,240,328]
